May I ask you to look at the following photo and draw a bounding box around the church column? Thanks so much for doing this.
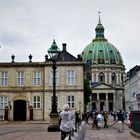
[104,72,107,83]
[97,93,100,111]
[94,73,97,82]
[92,72,94,82]
[107,72,109,84]
[96,73,98,82]
[118,72,121,85]
[116,72,119,85]
[109,72,111,84]
[105,93,108,112]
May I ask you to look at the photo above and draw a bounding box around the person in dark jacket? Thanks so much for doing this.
[75,110,81,129]
[103,112,108,128]
[117,110,125,122]
[92,112,98,129]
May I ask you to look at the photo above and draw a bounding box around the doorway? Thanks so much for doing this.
[100,102,105,112]
[92,102,96,112]
[109,102,113,112]
[14,100,27,121]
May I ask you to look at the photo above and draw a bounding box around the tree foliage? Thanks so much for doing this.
[84,79,92,105]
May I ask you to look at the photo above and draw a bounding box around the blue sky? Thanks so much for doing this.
[0,0,139,71]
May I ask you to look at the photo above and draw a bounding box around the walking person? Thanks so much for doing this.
[92,112,98,129]
[117,110,124,132]
[75,110,81,130]
[103,112,108,128]
[59,104,74,140]
[117,110,125,122]
[129,111,133,128]
[97,112,104,128]
[112,112,117,121]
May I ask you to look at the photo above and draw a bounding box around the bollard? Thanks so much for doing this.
[64,132,79,140]
[117,121,123,133]
[77,126,83,140]
[65,121,86,140]
[73,132,79,140]
[81,121,86,138]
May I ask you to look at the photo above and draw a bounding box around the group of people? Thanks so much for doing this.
[111,109,133,127]
[88,111,109,129]
[58,105,110,140]
[59,104,133,140]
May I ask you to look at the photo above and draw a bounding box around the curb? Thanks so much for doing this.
[130,130,140,139]
[0,121,49,125]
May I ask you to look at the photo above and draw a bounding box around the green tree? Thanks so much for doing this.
[84,79,92,111]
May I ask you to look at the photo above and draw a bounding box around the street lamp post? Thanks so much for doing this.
[51,59,58,114]
[47,40,61,132]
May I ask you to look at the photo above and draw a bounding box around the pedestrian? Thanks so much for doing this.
[129,111,133,128]
[117,110,124,132]
[103,112,108,128]
[58,110,62,127]
[75,110,81,130]
[97,112,103,128]
[92,112,98,129]
[59,104,74,140]
[117,110,124,123]
[112,112,117,121]
[82,112,88,123]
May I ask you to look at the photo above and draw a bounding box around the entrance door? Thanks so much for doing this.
[109,102,113,112]
[14,100,27,121]
[100,102,105,112]
[92,102,96,112]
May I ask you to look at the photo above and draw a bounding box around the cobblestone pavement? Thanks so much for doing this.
[0,121,138,140]
[85,122,138,140]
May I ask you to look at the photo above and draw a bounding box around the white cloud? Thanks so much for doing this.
[0,0,139,71]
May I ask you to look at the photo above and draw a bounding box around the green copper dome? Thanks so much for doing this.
[82,18,123,65]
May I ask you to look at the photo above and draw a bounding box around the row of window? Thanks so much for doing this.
[87,72,123,84]
[98,72,124,83]
[0,70,75,86]
[98,72,117,83]
[0,95,75,109]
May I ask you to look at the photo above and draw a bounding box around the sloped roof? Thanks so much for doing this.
[57,46,78,61]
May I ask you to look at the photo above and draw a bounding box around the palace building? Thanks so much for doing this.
[0,41,84,121]
[125,65,140,111]
[0,17,126,122]
[82,17,125,112]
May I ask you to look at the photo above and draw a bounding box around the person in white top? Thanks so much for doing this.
[59,104,74,140]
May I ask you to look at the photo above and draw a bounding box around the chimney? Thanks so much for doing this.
[62,43,67,51]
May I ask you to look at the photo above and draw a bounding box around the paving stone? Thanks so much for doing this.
[0,120,139,140]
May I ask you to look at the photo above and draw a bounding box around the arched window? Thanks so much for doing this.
[111,72,116,84]
[87,72,92,81]
[98,72,105,83]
